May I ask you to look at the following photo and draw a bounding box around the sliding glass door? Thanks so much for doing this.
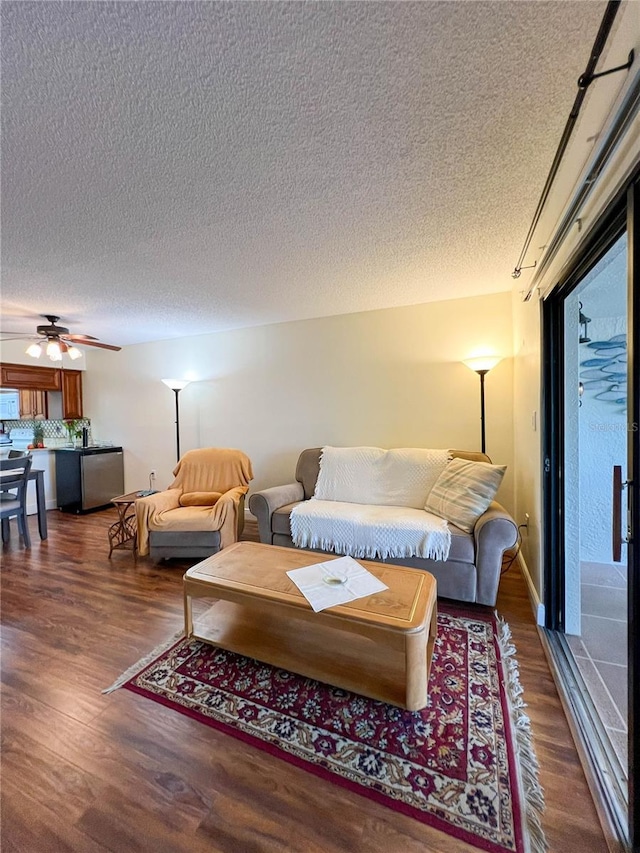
[564,234,628,768]
[543,174,640,849]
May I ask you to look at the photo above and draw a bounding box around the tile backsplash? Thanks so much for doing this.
[1,418,91,442]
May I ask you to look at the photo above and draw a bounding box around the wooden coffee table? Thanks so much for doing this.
[183,541,437,711]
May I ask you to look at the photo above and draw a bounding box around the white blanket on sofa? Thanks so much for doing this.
[290,500,451,561]
[313,446,449,508]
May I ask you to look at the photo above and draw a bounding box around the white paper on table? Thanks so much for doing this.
[286,555,388,613]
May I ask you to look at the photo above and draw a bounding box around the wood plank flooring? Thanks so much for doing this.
[1,508,608,852]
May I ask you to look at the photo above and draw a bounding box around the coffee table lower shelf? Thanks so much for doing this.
[187,598,435,710]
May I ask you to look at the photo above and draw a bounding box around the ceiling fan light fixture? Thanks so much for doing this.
[67,346,82,360]
[46,340,62,361]
[26,342,42,358]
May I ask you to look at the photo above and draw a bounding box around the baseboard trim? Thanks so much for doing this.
[27,499,57,515]
[516,551,545,626]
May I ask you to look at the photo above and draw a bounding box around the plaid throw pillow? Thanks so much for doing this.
[425,457,506,533]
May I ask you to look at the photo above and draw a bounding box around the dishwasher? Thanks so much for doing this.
[55,447,124,513]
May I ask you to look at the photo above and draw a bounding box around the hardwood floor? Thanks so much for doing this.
[1,508,608,852]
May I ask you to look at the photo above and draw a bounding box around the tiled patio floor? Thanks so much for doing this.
[566,560,627,772]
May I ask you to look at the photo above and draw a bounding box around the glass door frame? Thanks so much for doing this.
[541,170,640,849]
[628,174,640,853]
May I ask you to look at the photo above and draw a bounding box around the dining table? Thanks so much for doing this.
[0,468,48,539]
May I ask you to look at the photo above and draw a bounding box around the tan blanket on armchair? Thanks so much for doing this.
[136,448,253,556]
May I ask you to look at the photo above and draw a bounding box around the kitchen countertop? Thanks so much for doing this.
[54,446,122,453]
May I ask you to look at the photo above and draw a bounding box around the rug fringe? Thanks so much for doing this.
[102,630,184,694]
[495,611,549,853]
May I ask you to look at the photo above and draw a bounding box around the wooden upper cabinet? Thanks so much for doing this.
[61,370,83,419]
[0,362,62,391]
[0,362,83,419]
[19,389,48,419]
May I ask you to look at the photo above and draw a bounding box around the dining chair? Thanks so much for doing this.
[0,455,33,547]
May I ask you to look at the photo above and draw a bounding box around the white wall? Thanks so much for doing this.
[84,292,515,509]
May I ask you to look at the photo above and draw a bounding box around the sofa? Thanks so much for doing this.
[248,447,518,606]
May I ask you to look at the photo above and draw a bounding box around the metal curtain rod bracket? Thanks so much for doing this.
[578,49,634,90]
[511,261,537,280]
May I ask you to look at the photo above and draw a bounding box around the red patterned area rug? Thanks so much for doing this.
[105,604,546,853]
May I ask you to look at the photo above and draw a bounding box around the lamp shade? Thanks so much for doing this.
[162,378,191,391]
[46,340,62,361]
[463,356,502,374]
[26,339,83,361]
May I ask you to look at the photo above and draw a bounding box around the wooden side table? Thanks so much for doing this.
[108,491,144,559]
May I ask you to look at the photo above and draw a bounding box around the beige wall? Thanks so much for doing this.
[84,292,515,509]
[511,292,544,606]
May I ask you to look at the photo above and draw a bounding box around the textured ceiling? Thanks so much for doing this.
[1,1,608,347]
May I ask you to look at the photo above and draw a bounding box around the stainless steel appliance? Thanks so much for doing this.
[55,446,124,513]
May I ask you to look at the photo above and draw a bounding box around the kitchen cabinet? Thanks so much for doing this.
[61,370,83,419]
[1,363,61,391]
[0,363,84,418]
[19,389,48,419]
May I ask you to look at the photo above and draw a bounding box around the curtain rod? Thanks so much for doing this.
[513,0,632,291]
[522,67,640,303]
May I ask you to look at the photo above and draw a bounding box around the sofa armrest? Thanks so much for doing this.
[249,483,305,544]
[473,501,518,606]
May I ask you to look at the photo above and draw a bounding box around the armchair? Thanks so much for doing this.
[136,448,253,560]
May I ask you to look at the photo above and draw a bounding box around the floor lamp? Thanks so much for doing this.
[462,357,501,454]
[162,379,191,462]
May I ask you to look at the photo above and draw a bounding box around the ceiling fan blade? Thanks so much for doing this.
[61,337,121,351]
[0,329,34,337]
[2,316,121,353]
